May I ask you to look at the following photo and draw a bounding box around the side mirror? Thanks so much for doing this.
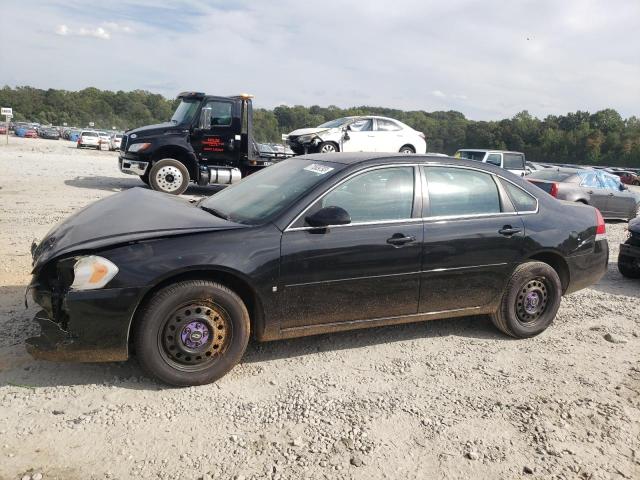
[342,126,350,141]
[305,206,351,228]
[199,107,212,130]
[620,183,627,191]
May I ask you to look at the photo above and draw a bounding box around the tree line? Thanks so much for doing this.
[2,85,639,166]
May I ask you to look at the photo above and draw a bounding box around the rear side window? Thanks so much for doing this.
[376,119,401,131]
[486,153,501,166]
[579,172,600,188]
[425,167,501,217]
[500,179,537,212]
[503,153,524,170]
[456,150,486,161]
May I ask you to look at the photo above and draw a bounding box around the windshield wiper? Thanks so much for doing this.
[200,206,230,220]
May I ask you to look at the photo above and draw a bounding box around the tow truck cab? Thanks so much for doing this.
[118,92,274,195]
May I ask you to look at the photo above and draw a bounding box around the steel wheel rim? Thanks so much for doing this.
[516,277,549,324]
[156,165,183,192]
[157,302,231,372]
[320,144,336,153]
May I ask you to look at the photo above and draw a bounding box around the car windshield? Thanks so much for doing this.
[528,169,577,182]
[171,99,200,125]
[317,117,353,129]
[199,159,345,225]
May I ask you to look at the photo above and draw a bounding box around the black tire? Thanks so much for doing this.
[618,253,640,278]
[134,280,250,387]
[490,261,562,338]
[149,158,190,195]
[318,141,339,153]
[399,145,415,154]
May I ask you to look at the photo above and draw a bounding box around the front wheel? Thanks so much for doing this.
[134,280,250,386]
[399,145,415,154]
[618,253,640,278]
[318,142,339,153]
[490,261,562,338]
[149,158,190,195]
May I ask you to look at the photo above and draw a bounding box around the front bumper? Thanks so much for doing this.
[26,285,143,363]
[619,241,640,259]
[118,155,149,176]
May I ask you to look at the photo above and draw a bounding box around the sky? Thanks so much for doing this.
[1,0,639,120]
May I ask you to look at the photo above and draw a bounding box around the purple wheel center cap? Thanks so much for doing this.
[524,292,540,313]
[180,321,210,349]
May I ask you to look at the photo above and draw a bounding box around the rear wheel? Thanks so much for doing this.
[490,261,562,338]
[149,158,190,195]
[134,280,250,386]
[618,247,640,278]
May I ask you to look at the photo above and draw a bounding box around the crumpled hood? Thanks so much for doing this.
[32,188,245,271]
[288,127,332,137]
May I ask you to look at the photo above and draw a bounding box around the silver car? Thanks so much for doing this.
[527,167,639,220]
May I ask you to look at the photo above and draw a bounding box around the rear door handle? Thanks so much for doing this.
[587,190,593,194]
[387,234,416,246]
[498,226,521,236]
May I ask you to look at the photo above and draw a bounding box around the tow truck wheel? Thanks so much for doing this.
[149,158,190,195]
[318,142,339,153]
[134,280,250,386]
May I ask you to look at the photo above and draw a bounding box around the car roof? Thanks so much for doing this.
[456,149,525,155]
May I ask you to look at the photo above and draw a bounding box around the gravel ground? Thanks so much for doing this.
[0,137,638,480]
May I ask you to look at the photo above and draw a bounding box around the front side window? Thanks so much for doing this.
[503,153,525,169]
[314,166,415,223]
[203,101,233,127]
[486,153,502,166]
[348,119,373,132]
[599,173,621,191]
[500,179,537,212]
[456,150,487,161]
[376,119,401,131]
[425,167,501,217]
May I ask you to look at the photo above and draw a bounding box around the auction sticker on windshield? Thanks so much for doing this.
[304,164,334,175]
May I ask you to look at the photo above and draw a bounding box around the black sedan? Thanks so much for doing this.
[27,154,609,386]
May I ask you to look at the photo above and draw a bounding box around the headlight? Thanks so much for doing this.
[70,256,119,290]
[128,142,151,152]
[297,135,313,143]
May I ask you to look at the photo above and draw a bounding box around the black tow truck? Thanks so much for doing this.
[119,92,285,195]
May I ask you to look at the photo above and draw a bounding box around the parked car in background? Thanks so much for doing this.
[24,128,38,138]
[454,149,527,177]
[109,133,124,151]
[618,217,640,278]
[77,131,101,149]
[68,130,81,142]
[26,154,608,386]
[0,123,6,135]
[526,161,547,173]
[287,116,427,155]
[97,131,110,149]
[606,169,640,186]
[527,167,639,220]
[39,128,60,140]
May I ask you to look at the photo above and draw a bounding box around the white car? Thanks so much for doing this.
[287,116,427,155]
[97,131,111,149]
[454,149,527,177]
[77,131,101,149]
[109,133,123,151]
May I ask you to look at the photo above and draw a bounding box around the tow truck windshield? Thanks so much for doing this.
[170,99,200,125]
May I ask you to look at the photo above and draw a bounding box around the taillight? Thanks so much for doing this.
[549,182,559,198]
[595,208,606,240]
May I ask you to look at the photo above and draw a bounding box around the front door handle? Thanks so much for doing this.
[498,226,521,236]
[608,193,614,196]
[387,234,416,246]
[587,190,594,194]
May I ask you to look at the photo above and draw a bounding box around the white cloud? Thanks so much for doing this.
[53,24,111,40]
[102,22,133,33]
[431,90,446,98]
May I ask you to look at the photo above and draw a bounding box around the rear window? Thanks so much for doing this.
[503,153,524,170]
[424,166,501,217]
[528,169,576,182]
[456,150,486,161]
[82,132,97,137]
